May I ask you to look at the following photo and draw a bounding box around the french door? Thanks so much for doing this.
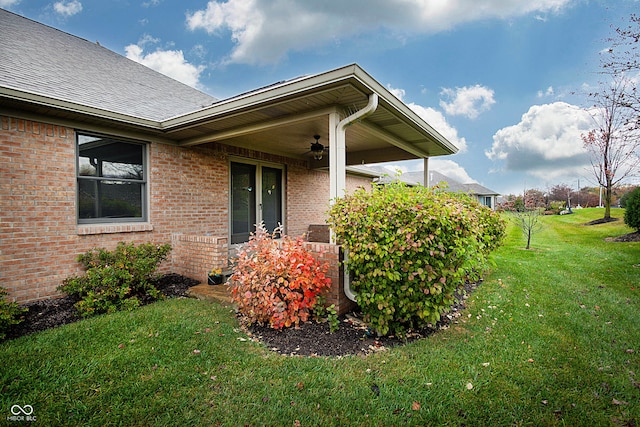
[230,161,283,244]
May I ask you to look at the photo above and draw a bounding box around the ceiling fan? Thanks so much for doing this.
[309,134,326,160]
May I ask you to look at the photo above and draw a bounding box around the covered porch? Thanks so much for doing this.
[161,64,457,313]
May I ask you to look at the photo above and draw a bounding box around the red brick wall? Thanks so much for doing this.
[1,116,233,302]
[302,242,356,316]
[1,114,371,305]
[171,234,229,283]
[286,165,372,238]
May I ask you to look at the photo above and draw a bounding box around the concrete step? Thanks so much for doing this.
[187,283,235,306]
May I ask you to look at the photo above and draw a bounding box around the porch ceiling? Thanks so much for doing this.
[162,64,458,166]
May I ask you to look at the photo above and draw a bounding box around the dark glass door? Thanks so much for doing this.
[261,166,282,235]
[231,162,256,244]
[231,162,283,243]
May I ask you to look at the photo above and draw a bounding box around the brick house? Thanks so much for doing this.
[400,170,500,210]
[0,9,457,314]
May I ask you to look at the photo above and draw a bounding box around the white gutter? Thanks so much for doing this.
[330,92,379,302]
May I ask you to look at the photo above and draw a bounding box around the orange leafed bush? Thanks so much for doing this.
[229,224,332,329]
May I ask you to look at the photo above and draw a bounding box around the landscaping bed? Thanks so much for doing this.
[4,273,198,340]
[6,274,477,357]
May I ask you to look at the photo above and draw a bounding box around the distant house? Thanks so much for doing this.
[399,170,499,210]
[0,9,457,313]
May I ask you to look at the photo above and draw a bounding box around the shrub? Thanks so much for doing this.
[624,187,640,232]
[229,224,332,330]
[0,287,26,340]
[58,242,171,317]
[328,181,506,337]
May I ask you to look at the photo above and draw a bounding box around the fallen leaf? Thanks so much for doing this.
[293,420,301,427]
[481,362,490,367]
[296,381,304,391]
[262,396,270,403]
[528,358,534,363]
[625,349,634,354]
[118,343,125,349]
[612,398,628,405]
[193,349,201,354]
[541,400,548,405]
[412,401,421,411]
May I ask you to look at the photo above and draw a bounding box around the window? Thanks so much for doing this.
[230,161,283,244]
[76,133,146,223]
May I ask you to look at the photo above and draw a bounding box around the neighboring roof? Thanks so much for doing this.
[401,171,500,196]
[0,9,457,164]
[0,8,217,122]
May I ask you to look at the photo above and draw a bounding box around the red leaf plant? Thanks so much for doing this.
[229,223,332,330]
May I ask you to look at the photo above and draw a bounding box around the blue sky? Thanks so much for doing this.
[2,0,638,195]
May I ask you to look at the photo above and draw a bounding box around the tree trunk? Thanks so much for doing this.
[604,184,612,219]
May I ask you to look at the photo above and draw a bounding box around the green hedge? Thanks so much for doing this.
[624,187,640,232]
[328,182,505,336]
[59,242,171,317]
[0,287,26,340]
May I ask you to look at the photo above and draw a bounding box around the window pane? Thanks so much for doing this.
[78,135,143,179]
[261,167,282,234]
[78,180,143,219]
[231,162,256,244]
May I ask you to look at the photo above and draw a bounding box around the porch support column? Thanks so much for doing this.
[423,157,430,188]
[328,111,343,203]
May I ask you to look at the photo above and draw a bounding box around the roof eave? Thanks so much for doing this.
[0,86,161,130]
[160,64,458,156]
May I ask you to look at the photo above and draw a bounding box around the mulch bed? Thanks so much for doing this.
[3,274,198,340]
[245,282,478,357]
[4,274,478,358]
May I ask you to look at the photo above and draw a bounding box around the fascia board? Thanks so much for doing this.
[160,64,366,129]
[163,63,458,155]
[0,86,161,130]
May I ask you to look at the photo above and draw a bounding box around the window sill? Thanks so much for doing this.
[77,223,153,235]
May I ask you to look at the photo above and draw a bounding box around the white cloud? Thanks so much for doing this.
[186,0,571,65]
[383,84,467,152]
[125,43,205,88]
[386,84,406,101]
[485,102,594,182]
[439,85,496,119]
[430,159,476,183]
[142,0,162,7]
[0,0,20,8]
[536,86,555,98]
[406,103,468,153]
[53,0,82,17]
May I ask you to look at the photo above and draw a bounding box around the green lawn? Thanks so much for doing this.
[2,208,639,426]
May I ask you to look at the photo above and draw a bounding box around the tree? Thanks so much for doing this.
[582,75,640,220]
[549,183,573,204]
[512,188,544,249]
[603,14,640,117]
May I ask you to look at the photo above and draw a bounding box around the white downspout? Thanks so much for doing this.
[332,93,379,302]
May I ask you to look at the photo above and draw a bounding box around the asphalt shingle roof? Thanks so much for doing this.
[402,170,499,195]
[0,8,217,122]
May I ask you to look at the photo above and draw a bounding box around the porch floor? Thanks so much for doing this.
[187,283,235,306]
